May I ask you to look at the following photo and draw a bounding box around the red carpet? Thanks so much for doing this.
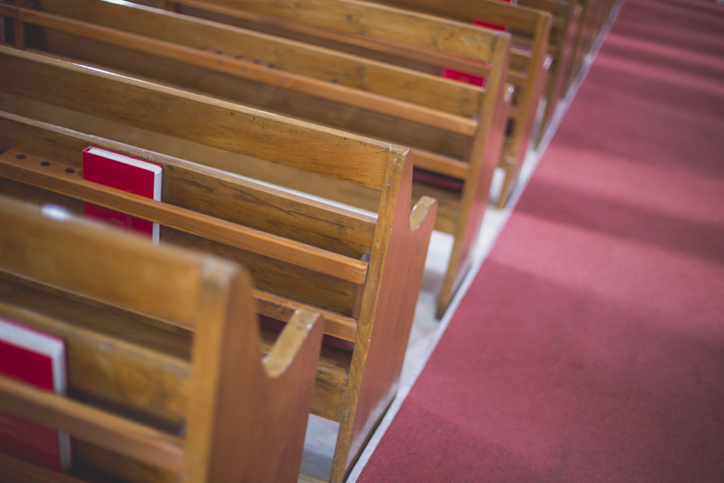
[358,0,724,481]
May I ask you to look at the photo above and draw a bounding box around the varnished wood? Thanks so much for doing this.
[0,46,438,482]
[9,5,478,135]
[0,111,363,326]
[32,0,508,319]
[0,194,325,482]
[356,0,552,207]
[0,45,393,189]
[164,0,500,62]
[333,144,437,481]
[0,375,187,473]
[10,0,486,161]
[0,150,369,285]
[564,0,615,95]
[0,272,349,422]
[0,452,86,483]
[522,0,616,144]
[0,110,377,259]
[436,54,514,318]
[0,296,190,425]
[562,0,591,94]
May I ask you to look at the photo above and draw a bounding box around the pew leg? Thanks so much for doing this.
[436,237,471,319]
[496,153,518,209]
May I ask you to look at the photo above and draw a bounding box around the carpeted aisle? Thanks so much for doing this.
[357,0,724,481]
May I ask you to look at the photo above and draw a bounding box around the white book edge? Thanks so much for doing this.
[0,317,72,471]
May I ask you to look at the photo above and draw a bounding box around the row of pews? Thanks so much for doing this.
[0,0,620,481]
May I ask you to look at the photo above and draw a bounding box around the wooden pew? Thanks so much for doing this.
[344,0,553,207]
[0,194,324,482]
[146,0,551,166]
[1,0,510,318]
[151,0,550,208]
[0,46,437,482]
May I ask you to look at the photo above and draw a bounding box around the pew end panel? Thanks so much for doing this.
[334,149,437,481]
[434,48,514,319]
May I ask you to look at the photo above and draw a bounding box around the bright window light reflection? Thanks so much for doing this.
[41,204,72,221]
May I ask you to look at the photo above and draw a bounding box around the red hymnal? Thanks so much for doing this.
[82,146,162,243]
[441,0,517,87]
[0,317,72,472]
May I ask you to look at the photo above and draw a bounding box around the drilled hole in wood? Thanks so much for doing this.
[65,168,76,174]
[16,154,26,159]
[40,161,51,166]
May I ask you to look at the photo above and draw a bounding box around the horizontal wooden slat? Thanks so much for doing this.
[0,299,190,423]
[0,44,397,189]
[48,0,483,117]
[352,1,540,88]
[173,0,500,61]
[163,227,359,316]
[15,7,476,136]
[518,0,571,17]
[412,149,470,179]
[299,474,328,483]
[260,322,348,384]
[0,177,360,317]
[373,0,544,34]
[0,150,368,285]
[166,0,504,77]
[0,376,186,473]
[0,273,193,359]
[255,289,358,342]
[411,182,462,234]
[0,452,87,483]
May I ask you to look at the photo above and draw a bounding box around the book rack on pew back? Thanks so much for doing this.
[0,46,437,482]
[0,194,325,483]
[0,0,510,318]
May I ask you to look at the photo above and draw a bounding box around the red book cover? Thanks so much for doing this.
[0,317,72,472]
[441,0,517,87]
[82,146,163,243]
